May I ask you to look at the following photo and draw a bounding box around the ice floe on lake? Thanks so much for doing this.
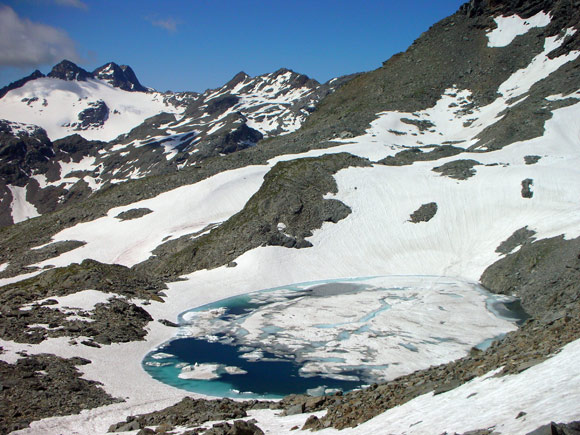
[144,276,524,398]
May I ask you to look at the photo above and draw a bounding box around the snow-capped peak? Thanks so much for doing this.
[47,59,92,82]
[93,62,148,92]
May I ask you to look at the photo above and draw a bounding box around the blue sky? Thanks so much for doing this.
[0,0,465,92]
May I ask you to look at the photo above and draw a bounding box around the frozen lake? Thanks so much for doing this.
[143,276,527,399]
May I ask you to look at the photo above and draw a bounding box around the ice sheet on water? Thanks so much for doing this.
[173,276,521,384]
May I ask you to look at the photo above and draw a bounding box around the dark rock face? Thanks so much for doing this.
[481,234,580,318]
[433,159,481,180]
[93,62,148,92]
[53,133,105,159]
[521,178,534,198]
[224,71,250,89]
[495,226,537,254]
[47,60,92,81]
[460,0,580,56]
[206,95,240,116]
[0,70,45,99]
[115,208,153,220]
[215,123,263,155]
[45,60,149,93]
[524,155,542,165]
[0,122,108,227]
[0,120,55,186]
[379,145,463,166]
[0,354,119,433]
[409,202,438,223]
[75,100,110,130]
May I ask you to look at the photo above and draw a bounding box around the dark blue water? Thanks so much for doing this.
[146,337,363,399]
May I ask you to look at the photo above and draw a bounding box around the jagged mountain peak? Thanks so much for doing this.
[224,71,250,89]
[269,67,320,88]
[47,59,92,82]
[92,62,148,92]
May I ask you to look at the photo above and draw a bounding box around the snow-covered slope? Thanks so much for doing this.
[0,77,182,142]
[0,63,350,227]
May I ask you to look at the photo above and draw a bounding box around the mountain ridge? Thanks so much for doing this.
[0,62,354,227]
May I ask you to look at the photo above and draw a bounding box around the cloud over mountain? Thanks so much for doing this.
[0,5,83,68]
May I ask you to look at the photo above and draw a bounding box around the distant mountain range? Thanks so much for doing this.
[0,60,353,226]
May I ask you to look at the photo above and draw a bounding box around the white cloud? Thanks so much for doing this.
[53,0,88,9]
[147,17,178,33]
[0,5,83,68]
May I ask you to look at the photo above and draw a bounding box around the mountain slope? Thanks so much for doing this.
[0,0,579,433]
[0,64,351,227]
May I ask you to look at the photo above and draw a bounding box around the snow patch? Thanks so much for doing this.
[34,165,269,268]
[487,11,551,48]
[8,185,40,223]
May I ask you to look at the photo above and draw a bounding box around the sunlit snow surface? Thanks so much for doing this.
[8,184,40,223]
[144,276,520,398]
[0,78,182,141]
[487,11,551,47]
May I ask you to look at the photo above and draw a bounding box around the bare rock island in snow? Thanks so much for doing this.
[0,0,580,433]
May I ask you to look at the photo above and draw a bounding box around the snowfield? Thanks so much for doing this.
[0,77,182,141]
[1,10,579,435]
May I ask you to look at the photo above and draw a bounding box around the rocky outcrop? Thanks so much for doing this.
[409,202,438,223]
[0,120,55,186]
[108,397,271,433]
[204,419,265,435]
[73,100,110,130]
[521,178,534,198]
[481,234,580,318]
[0,122,109,227]
[93,62,148,92]
[207,123,263,155]
[433,159,481,180]
[0,259,165,306]
[527,420,580,435]
[48,60,92,81]
[495,226,537,254]
[0,354,119,433]
[0,259,163,344]
[115,208,153,220]
[379,145,463,166]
